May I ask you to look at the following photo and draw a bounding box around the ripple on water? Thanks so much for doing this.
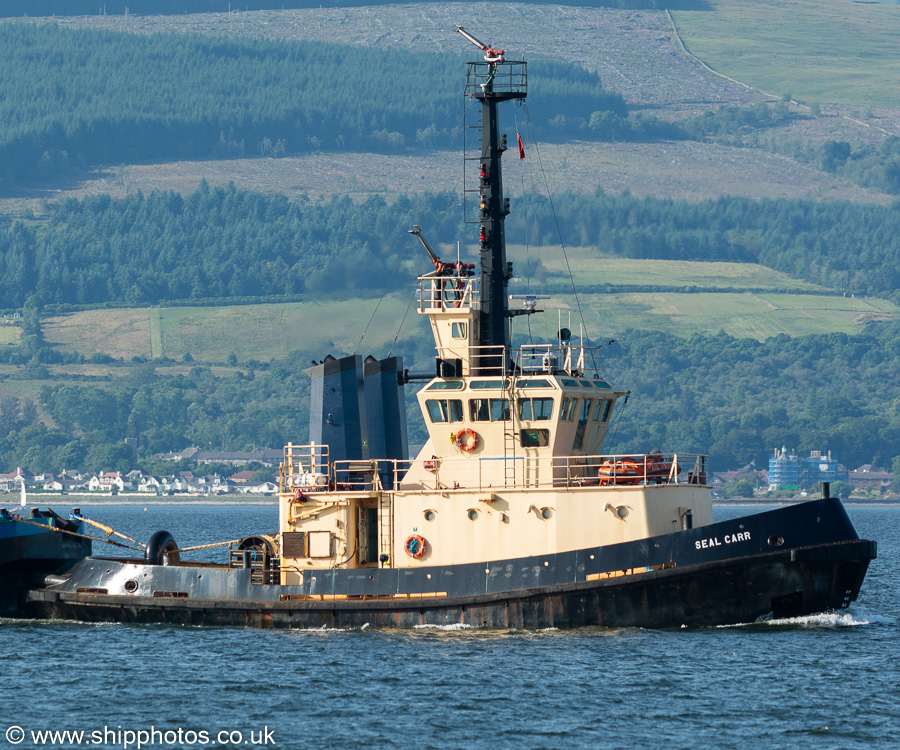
[1,504,899,749]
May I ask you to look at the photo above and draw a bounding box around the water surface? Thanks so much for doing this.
[1,504,896,749]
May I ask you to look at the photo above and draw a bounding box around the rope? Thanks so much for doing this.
[514,109,531,295]
[5,514,271,558]
[523,104,591,349]
[70,512,145,548]
[514,108,535,347]
[3,515,143,551]
[605,392,630,452]
[358,97,473,357]
[353,232,414,356]
[387,288,421,358]
[179,538,245,552]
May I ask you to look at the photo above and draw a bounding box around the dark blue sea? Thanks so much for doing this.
[2,503,898,750]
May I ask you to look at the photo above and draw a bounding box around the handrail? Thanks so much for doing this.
[514,343,606,378]
[281,443,330,492]
[465,61,527,100]
[279,448,709,494]
[417,275,480,312]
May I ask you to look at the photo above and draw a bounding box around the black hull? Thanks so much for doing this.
[23,539,873,630]
[1,516,91,613]
[12,499,877,630]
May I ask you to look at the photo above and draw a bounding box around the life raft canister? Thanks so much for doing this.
[455,428,479,452]
[404,534,427,559]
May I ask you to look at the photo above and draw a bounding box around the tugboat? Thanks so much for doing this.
[1,504,91,613]
[13,28,875,629]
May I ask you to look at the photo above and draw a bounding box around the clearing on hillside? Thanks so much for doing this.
[673,0,900,110]
[39,258,898,361]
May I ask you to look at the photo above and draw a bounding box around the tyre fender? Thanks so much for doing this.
[145,530,180,566]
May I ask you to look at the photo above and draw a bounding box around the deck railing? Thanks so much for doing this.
[281,443,330,494]
[465,61,527,101]
[513,343,607,378]
[417,275,480,312]
[280,448,709,495]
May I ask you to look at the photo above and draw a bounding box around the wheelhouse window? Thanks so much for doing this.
[469,398,510,422]
[520,429,550,447]
[593,399,612,422]
[518,398,554,421]
[451,322,467,339]
[426,399,463,423]
[427,380,464,391]
[573,399,592,450]
[561,397,578,421]
[517,379,553,389]
[470,379,509,390]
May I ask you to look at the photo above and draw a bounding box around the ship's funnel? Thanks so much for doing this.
[304,354,408,488]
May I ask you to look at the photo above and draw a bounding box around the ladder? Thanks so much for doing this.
[463,100,483,224]
[378,493,393,566]
[502,358,518,487]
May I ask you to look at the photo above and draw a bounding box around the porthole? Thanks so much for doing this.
[424,509,436,522]
[467,509,479,521]
[616,505,629,519]
[124,580,138,593]
[541,507,553,520]
[768,535,785,547]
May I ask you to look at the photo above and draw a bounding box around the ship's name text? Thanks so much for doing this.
[695,531,751,550]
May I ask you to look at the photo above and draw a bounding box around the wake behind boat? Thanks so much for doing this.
[3,27,876,629]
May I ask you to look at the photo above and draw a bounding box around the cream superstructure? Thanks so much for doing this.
[277,272,713,586]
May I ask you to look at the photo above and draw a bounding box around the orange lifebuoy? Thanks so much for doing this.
[455,428,479,452]
[404,534,427,559]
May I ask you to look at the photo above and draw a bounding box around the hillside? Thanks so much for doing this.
[0,2,898,474]
[0,21,623,192]
[30,258,897,365]
[673,0,900,110]
[0,0,894,217]
[41,298,414,363]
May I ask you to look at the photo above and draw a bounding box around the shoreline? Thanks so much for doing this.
[2,494,895,508]
[721,500,899,507]
[1,493,277,507]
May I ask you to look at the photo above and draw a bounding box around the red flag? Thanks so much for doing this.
[517,129,525,160]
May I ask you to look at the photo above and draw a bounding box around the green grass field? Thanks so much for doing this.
[529,250,829,292]
[38,257,898,362]
[148,306,163,359]
[43,297,421,363]
[570,291,898,341]
[0,323,21,346]
[673,0,900,108]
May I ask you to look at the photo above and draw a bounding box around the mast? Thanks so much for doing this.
[456,27,527,374]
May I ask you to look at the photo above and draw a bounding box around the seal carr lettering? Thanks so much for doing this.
[696,532,751,551]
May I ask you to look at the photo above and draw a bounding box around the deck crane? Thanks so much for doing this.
[409,224,475,278]
[455,26,505,63]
